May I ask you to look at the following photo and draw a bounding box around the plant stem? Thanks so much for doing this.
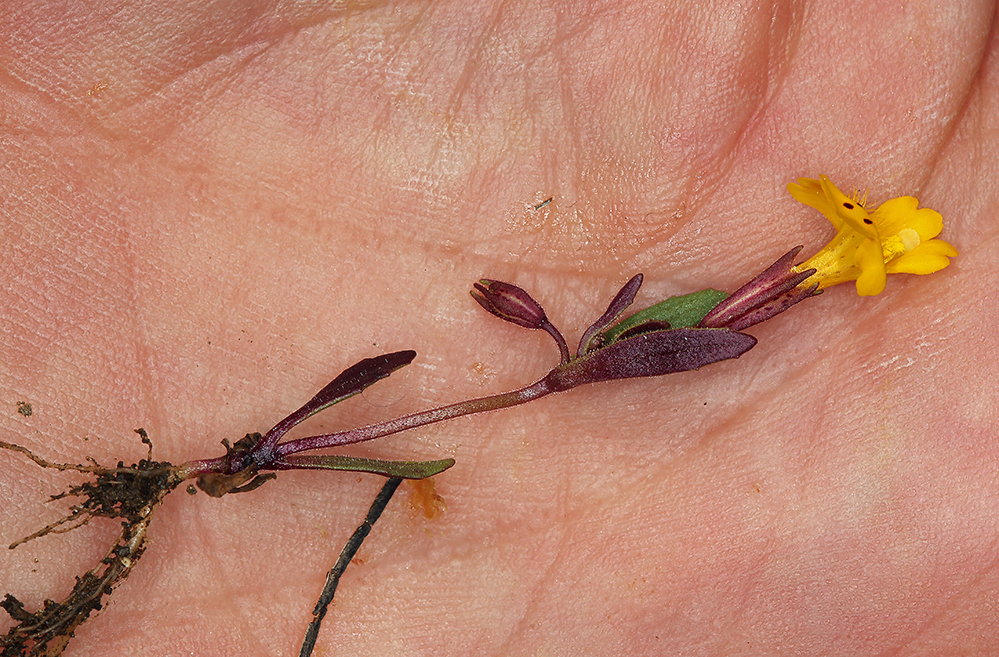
[540,318,571,364]
[299,477,403,657]
[275,377,554,459]
[173,376,556,480]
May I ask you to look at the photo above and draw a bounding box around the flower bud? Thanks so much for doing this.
[471,279,549,330]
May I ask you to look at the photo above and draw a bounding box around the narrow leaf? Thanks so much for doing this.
[295,351,417,421]
[254,351,417,457]
[545,328,756,392]
[273,454,456,479]
[577,274,643,356]
[601,288,729,344]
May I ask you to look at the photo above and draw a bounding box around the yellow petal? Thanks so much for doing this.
[788,177,843,230]
[819,175,879,240]
[870,196,943,240]
[885,239,959,275]
[855,238,887,296]
[788,174,957,296]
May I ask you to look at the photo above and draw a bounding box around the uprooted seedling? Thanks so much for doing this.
[1,249,817,656]
[0,353,456,657]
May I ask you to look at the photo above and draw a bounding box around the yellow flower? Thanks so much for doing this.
[788,175,958,296]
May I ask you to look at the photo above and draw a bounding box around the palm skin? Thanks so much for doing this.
[1,1,996,655]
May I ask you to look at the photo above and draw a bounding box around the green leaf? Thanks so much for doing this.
[277,454,455,479]
[601,289,729,344]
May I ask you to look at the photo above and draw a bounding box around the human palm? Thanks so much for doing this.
[2,1,996,655]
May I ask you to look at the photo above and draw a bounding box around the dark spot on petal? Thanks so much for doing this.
[863,218,873,225]
[843,202,854,209]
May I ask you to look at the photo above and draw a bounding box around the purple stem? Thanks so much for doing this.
[274,378,554,458]
[540,319,571,365]
[175,324,756,481]
[175,380,555,480]
[268,327,753,459]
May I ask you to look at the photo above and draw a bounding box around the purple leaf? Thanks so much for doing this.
[577,274,644,356]
[544,328,756,392]
[252,350,417,460]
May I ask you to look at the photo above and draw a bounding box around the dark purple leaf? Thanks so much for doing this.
[577,274,643,356]
[252,350,417,459]
[544,328,756,392]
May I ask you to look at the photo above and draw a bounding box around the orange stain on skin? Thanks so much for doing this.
[408,477,446,520]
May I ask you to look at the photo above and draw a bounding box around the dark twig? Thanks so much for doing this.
[299,477,404,657]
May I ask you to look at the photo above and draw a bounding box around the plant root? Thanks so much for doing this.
[0,439,182,657]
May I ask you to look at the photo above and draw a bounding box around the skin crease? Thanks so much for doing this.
[1,0,997,655]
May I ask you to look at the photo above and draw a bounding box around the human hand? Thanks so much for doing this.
[1,1,994,654]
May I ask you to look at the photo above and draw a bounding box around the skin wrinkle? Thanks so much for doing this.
[887,540,999,655]
[726,4,798,166]
[440,3,501,133]
[555,4,617,247]
[491,505,571,655]
[929,15,997,178]
[643,4,785,252]
[919,22,995,187]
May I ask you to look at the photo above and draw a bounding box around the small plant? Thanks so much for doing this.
[0,176,956,656]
